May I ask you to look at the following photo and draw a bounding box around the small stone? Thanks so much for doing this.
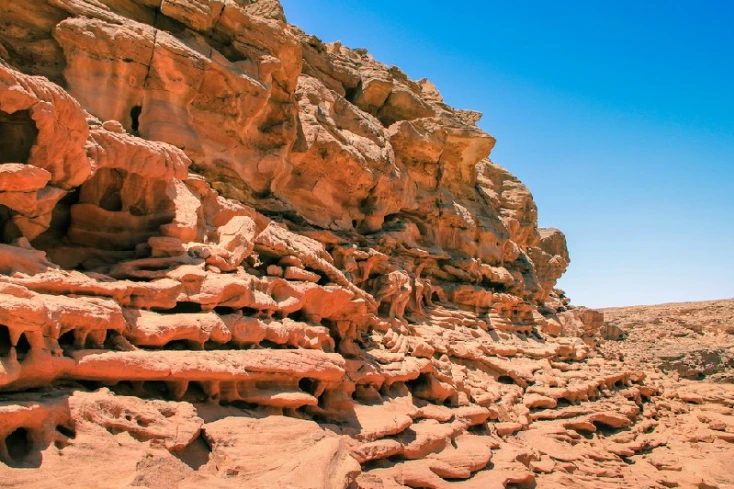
[267,264,284,277]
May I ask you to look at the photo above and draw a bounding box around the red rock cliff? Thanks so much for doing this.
[0,2,731,488]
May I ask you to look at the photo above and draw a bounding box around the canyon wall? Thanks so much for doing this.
[0,1,731,488]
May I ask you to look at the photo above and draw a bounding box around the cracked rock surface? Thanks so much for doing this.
[0,1,731,487]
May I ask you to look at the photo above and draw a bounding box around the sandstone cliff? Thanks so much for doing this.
[0,1,731,488]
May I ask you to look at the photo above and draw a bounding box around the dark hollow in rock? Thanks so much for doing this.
[0,110,38,164]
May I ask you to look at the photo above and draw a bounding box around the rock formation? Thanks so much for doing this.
[601,299,734,382]
[0,1,731,488]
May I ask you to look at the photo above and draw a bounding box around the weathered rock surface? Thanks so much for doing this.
[601,299,734,382]
[0,2,731,488]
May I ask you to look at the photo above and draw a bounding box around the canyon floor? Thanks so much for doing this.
[1,297,731,489]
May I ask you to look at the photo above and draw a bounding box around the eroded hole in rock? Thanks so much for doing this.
[31,189,80,252]
[361,458,394,471]
[103,330,124,351]
[322,319,342,352]
[377,383,408,401]
[592,421,623,436]
[213,306,239,315]
[222,400,259,411]
[240,307,259,317]
[162,339,191,351]
[58,330,75,352]
[184,382,207,402]
[71,169,174,252]
[317,395,328,410]
[579,430,595,441]
[142,381,169,398]
[468,423,490,435]
[345,85,363,106]
[152,9,188,35]
[111,381,136,396]
[98,169,124,212]
[298,378,318,396]
[442,396,457,408]
[0,325,11,357]
[5,427,31,464]
[130,105,142,134]
[206,33,249,64]
[497,375,515,385]
[488,283,510,294]
[294,405,311,418]
[15,332,31,362]
[55,424,76,440]
[204,340,230,351]
[309,412,329,424]
[0,110,39,164]
[0,204,19,244]
[620,456,635,465]
[77,380,105,391]
[173,434,211,471]
[316,272,329,286]
[288,309,308,323]
[406,373,430,394]
[161,302,203,314]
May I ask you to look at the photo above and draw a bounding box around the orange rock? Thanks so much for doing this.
[0,2,730,487]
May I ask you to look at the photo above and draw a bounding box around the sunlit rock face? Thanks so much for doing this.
[0,2,731,488]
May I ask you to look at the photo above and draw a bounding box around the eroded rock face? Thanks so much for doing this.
[0,2,732,488]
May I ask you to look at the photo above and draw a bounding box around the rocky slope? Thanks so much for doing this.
[601,299,734,383]
[0,1,731,487]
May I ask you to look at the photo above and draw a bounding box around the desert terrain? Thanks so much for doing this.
[0,1,731,487]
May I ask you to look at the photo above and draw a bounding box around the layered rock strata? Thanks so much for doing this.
[0,1,731,488]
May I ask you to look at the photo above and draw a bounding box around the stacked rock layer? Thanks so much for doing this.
[0,1,732,488]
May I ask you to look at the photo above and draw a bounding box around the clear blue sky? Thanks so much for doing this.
[281,0,734,307]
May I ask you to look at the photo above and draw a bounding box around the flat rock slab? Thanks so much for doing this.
[202,415,360,489]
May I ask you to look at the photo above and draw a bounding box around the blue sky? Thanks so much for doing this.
[281,1,734,307]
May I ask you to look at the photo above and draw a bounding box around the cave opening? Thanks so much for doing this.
[213,306,238,315]
[5,427,31,464]
[97,169,125,212]
[592,421,622,437]
[0,110,38,164]
[405,373,431,395]
[30,189,80,253]
[142,381,169,398]
[185,382,208,402]
[15,332,31,361]
[0,204,17,244]
[0,325,11,357]
[162,339,190,351]
[58,330,76,353]
[159,302,204,314]
[298,377,318,396]
[130,105,142,134]
[288,309,307,323]
[497,375,516,385]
